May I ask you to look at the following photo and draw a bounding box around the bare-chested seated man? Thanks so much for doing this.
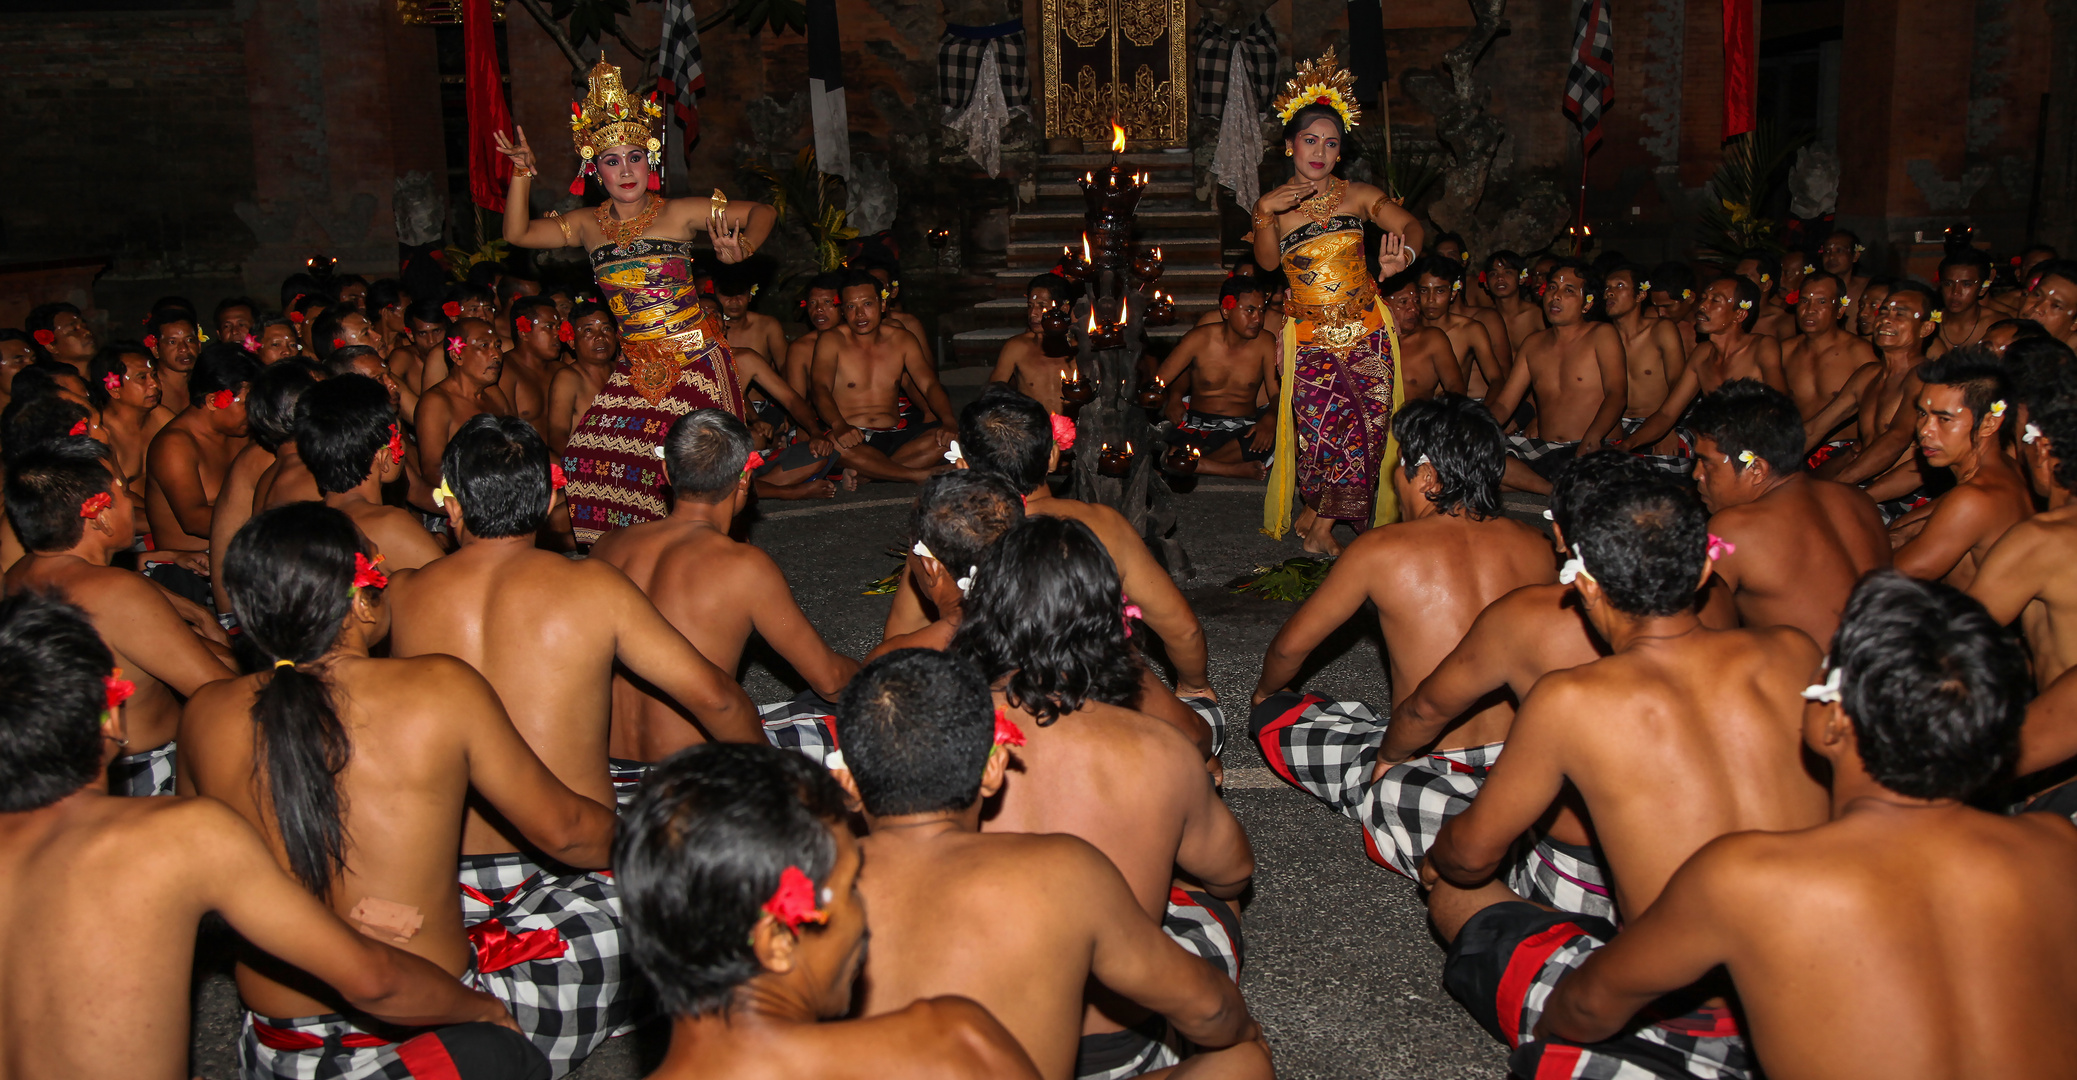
[388,417,756,908]
[386,297,451,415]
[143,343,261,564]
[297,374,447,571]
[25,300,98,378]
[84,343,161,506]
[1602,262,1690,458]
[782,273,844,400]
[1884,353,2033,588]
[1249,395,1565,889]
[615,743,1041,1080]
[498,296,568,432]
[142,309,199,425]
[590,410,858,799]
[950,517,1254,1077]
[1817,229,1874,323]
[844,649,1271,1080]
[1379,263,1469,403]
[948,388,1219,754]
[1802,282,1941,512]
[1155,277,1279,480]
[545,303,618,457]
[181,504,616,1078]
[5,445,235,795]
[1781,270,1877,456]
[415,318,513,491]
[1538,571,2077,1080]
[1424,473,1830,1080]
[1971,401,2077,690]
[1688,380,1889,644]
[1645,260,1703,356]
[1928,247,1996,357]
[1734,248,1796,339]
[1412,256,1507,400]
[249,363,324,512]
[0,590,534,1080]
[1483,250,1545,356]
[989,274,1080,417]
[2017,258,2077,350]
[1618,276,1788,470]
[865,470,1024,663]
[811,270,958,484]
[1486,260,1627,495]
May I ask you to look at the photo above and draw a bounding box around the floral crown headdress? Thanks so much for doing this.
[1273,49,1360,132]
[569,57,664,165]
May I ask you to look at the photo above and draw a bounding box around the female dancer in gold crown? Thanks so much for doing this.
[494,58,777,545]
[1253,50,1425,554]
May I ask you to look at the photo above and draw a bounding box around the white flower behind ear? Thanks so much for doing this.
[1801,664,1843,704]
[2024,423,2042,444]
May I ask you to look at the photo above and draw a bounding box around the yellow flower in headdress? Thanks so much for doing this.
[1273,49,1361,131]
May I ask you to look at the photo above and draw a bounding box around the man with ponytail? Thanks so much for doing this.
[384,416,758,1065]
[0,589,534,1080]
[5,442,235,796]
[181,503,616,1078]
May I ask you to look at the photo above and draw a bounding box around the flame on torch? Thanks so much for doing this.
[1110,122,1127,153]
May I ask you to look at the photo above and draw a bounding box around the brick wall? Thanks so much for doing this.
[0,8,256,274]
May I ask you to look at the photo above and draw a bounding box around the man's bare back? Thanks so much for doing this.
[1707,474,1888,643]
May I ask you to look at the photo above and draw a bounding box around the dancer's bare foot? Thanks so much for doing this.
[1299,513,1342,556]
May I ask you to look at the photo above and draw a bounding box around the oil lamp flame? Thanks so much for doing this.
[1082,234,1092,262]
[1087,308,1098,333]
[1110,122,1127,154]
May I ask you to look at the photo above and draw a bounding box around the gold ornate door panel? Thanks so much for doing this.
[1040,0,1187,146]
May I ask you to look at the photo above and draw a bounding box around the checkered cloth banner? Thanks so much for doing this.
[938,20,1031,114]
[658,0,706,154]
[1564,0,1615,150]
[1193,13,1277,124]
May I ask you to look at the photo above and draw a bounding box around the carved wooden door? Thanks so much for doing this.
[1040,0,1187,146]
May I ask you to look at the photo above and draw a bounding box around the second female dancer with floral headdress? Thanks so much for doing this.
[1253,49,1426,555]
[495,59,777,545]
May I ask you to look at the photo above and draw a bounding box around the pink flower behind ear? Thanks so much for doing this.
[1050,413,1077,452]
[103,372,124,393]
[1706,533,1737,562]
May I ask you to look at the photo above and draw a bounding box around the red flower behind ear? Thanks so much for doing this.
[1220,295,1237,311]
[557,321,575,344]
[80,492,112,518]
[387,423,405,465]
[699,281,715,295]
[761,866,827,932]
[332,338,344,349]
[993,707,1027,747]
[33,329,55,346]
[352,551,389,590]
[515,315,533,335]
[443,301,462,319]
[550,462,567,490]
[143,334,157,350]
[69,419,89,436]
[104,672,135,714]
[289,311,305,324]
[210,390,235,410]
[742,451,766,473]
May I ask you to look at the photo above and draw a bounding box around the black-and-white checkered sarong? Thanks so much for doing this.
[237,1009,550,1080]
[607,758,649,812]
[1163,884,1242,982]
[1446,902,1754,1079]
[1180,695,1226,759]
[1068,888,1237,1080]
[760,690,841,766]
[1250,694,1616,922]
[456,853,627,1077]
[1191,13,1277,124]
[1616,416,1697,476]
[1075,1017,1180,1080]
[938,20,1030,114]
[109,739,177,797]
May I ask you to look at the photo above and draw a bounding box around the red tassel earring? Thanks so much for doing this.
[646,171,660,192]
[569,160,594,197]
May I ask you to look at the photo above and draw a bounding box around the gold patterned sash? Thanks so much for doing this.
[1281,229,1380,354]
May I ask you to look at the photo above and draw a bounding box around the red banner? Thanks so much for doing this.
[1721,0,1755,139]
[465,0,513,212]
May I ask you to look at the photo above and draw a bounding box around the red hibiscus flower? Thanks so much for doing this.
[443,301,462,319]
[761,866,827,931]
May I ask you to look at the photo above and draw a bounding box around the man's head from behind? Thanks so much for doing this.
[1818,571,2028,800]
[842,649,1002,819]
[951,515,1140,724]
[1393,393,1504,519]
[4,443,126,555]
[910,471,1026,605]
[440,414,553,539]
[0,590,121,812]
[959,386,1053,494]
[664,409,755,505]
[1549,450,1656,555]
[1688,379,1805,511]
[244,362,319,455]
[298,375,401,496]
[615,744,861,1020]
[1568,475,1710,619]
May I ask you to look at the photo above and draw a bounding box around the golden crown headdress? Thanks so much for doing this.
[1273,48,1360,131]
[569,57,664,161]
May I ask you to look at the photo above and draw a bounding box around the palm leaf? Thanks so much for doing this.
[1226,557,1335,602]
[1696,122,1811,263]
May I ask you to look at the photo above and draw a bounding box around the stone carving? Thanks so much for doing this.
[394,172,446,247]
